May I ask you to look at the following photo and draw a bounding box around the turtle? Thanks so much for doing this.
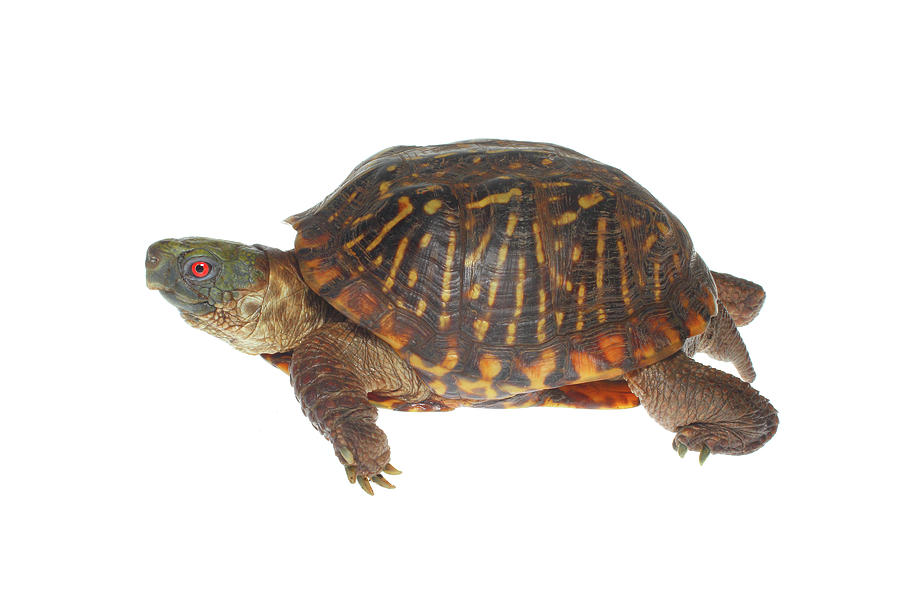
[146,139,777,494]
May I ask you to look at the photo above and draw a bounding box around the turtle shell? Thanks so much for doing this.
[289,140,717,400]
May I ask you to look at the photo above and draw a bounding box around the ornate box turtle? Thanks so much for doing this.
[146,140,776,494]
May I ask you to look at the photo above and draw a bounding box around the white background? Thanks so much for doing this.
[2,1,897,598]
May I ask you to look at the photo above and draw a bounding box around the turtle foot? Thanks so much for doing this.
[672,413,778,463]
[333,420,399,495]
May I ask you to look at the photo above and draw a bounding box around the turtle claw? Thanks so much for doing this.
[345,465,357,484]
[357,475,374,496]
[338,446,355,465]
[676,442,688,458]
[371,474,395,489]
[383,463,402,475]
[699,445,711,465]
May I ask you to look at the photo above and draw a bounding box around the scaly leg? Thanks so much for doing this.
[684,300,756,382]
[625,351,778,463]
[289,323,425,494]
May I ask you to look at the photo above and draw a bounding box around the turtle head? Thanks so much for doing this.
[146,237,316,354]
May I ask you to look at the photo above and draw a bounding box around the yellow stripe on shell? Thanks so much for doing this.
[466,188,522,209]
[366,196,413,252]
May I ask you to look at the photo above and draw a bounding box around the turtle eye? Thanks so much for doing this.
[187,260,213,279]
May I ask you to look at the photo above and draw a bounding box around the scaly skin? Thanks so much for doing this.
[710,271,766,327]
[625,351,778,460]
[146,238,428,493]
[683,300,756,382]
[147,237,776,487]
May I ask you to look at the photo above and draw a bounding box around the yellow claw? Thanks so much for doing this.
[338,446,355,465]
[699,445,711,465]
[357,476,374,496]
[383,463,402,475]
[372,474,395,489]
[345,465,357,484]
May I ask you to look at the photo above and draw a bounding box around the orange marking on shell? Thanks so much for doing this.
[410,351,458,377]
[407,269,418,287]
[344,233,365,250]
[466,187,522,209]
[557,380,640,409]
[382,237,409,292]
[350,213,373,227]
[424,199,442,215]
[541,158,553,165]
[571,350,623,381]
[379,327,411,350]
[429,379,447,395]
[366,196,413,252]
[378,181,392,195]
[595,218,607,288]
[685,311,708,337]
[538,288,547,314]
[466,227,494,267]
[295,229,331,250]
[441,230,456,305]
[305,258,342,287]
[488,280,499,306]
[478,355,502,380]
[657,221,671,236]
[505,213,519,236]
[600,334,627,365]
[617,240,632,312]
[520,349,557,388]
[415,298,427,316]
[439,313,451,329]
[334,286,381,322]
[554,211,578,226]
[497,242,509,267]
[532,222,545,264]
[373,255,383,267]
[506,322,517,345]
[572,244,582,262]
[419,232,432,249]
[473,318,490,341]
[456,377,498,399]
[468,283,482,300]
[514,256,526,314]
[653,263,661,301]
[578,192,604,209]
[537,317,547,343]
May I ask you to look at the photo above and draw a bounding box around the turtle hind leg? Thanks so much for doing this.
[625,351,778,460]
[685,299,756,382]
[710,271,766,326]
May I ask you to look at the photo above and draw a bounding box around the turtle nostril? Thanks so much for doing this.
[145,244,164,270]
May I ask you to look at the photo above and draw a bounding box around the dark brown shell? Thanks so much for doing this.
[289,140,717,399]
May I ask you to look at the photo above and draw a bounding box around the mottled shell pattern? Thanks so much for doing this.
[289,140,717,400]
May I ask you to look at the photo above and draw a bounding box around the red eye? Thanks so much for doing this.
[190,261,211,278]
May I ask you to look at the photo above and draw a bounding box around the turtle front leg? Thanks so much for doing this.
[624,352,778,463]
[289,324,405,494]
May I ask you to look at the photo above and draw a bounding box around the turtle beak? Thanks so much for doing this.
[145,240,178,292]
